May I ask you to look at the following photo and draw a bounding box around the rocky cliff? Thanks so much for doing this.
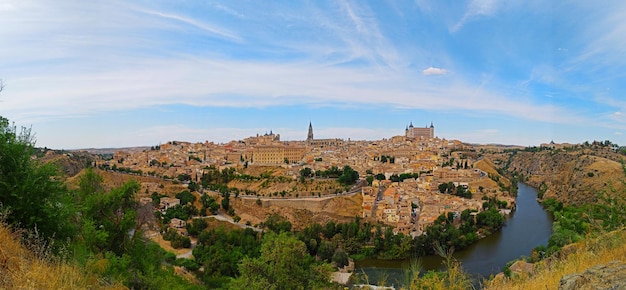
[559,260,626,290]
[506,149,625,205]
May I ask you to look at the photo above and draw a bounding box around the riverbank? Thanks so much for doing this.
[355,183,553,286]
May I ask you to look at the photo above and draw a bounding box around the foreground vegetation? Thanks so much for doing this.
[0,221,125,289]
[0,116,202,289]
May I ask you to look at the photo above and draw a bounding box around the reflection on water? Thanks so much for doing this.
[355,183,553,286]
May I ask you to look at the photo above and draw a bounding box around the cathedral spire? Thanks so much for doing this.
[307,122,314,142]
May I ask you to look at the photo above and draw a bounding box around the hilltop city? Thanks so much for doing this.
[94,122,517,237]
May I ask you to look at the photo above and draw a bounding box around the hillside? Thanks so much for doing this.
[232,193,363,230]
[0,223,125,290]
[38,149,94,177]
[474,157,511,188]
[507,150,625,205]
[484,229,626,289]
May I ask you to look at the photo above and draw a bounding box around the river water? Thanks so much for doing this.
[355,182,553,286]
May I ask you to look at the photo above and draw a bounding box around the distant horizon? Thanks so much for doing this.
[2,1,625,149]
[59,124,599,152]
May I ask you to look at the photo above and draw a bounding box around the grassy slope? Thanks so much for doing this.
[0,223,126,290]
[484,229,626,289]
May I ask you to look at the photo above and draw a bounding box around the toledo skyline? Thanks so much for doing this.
[1,1,625,149]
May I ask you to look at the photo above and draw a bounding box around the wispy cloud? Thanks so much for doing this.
[137,9,241,42]
[209,2,245,19]
[569,3,626,68]
[2,54,582,128]
[451,0,499,33]
[309,1,402,69]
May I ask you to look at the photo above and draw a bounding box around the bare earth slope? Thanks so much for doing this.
[233,194,363,230]
[508,151,624,205]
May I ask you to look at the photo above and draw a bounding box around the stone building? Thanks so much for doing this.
[405,122,435,139]
[252,145,305,165]
[306,122,344,148]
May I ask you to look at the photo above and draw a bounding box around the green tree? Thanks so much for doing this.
[300,167,313,178]
[366,175,374,185]
[0,116,76,240]
[201,193,220,215]
[338,165,359,186]
[186,218,208,237]
[332,248,349,268]
[263,214,292,233]
[176,190,196,205]
[230,232,333,290]
[81,179,141,255]
[78,167,105,198]
[221,192,230,211]
[476,208,505,232]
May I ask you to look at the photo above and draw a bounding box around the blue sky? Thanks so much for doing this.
[1,0,625,149]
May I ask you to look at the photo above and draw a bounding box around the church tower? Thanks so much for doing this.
[307,122,314,142]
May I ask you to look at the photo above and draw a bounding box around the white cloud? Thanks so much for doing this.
[423,67,448,75]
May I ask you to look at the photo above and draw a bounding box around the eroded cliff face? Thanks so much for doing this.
[506,150,625,205]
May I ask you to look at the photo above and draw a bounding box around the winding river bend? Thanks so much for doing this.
[356,182,553,285]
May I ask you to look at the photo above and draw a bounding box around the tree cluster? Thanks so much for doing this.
[193,226,261,287]
[230,232,333,290]
[438,182,472,199]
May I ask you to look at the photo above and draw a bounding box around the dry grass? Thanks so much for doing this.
[0,223,125,290]
[484,229,626,290]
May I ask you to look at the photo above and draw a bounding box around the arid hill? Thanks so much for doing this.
[506,148,625,205]
[38,149,94,177]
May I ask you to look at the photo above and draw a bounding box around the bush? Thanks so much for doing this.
[164,252,176,263]
[0,116,76,241]
[332,248,349,268]
[174,258,200,271]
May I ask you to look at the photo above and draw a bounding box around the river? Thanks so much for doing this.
[355,182,553,286]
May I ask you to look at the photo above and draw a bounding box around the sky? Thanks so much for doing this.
[1,0,626,149]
